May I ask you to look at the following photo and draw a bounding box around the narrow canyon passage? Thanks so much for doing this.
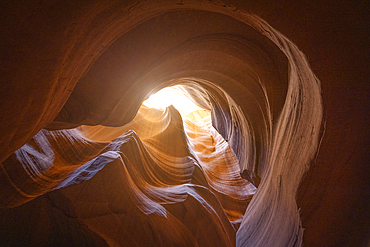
[0,4,323,246]
[1,1,368,246]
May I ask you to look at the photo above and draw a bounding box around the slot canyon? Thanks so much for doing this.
[0,1,369,246]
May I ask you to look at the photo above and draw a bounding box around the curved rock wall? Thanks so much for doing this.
[0,1,369,246]
[1,105,255,246]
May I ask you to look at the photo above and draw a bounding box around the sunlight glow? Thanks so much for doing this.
[143,86,207,118]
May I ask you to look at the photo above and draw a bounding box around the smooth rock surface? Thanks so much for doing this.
[0,1,368,246]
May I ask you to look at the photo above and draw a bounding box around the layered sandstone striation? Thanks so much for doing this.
[0,1,368,246]
[1,105,255,246]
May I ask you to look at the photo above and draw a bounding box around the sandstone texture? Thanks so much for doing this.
[0,1,369,246]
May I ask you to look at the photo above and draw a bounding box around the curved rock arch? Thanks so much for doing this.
[3,1,368,246]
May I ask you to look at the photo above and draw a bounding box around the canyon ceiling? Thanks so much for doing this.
[0,1,369,246]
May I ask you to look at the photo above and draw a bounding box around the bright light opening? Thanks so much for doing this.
[143,86,209,119]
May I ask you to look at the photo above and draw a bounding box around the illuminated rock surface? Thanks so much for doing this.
[0,1,369,246]
[1,106,253,246]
